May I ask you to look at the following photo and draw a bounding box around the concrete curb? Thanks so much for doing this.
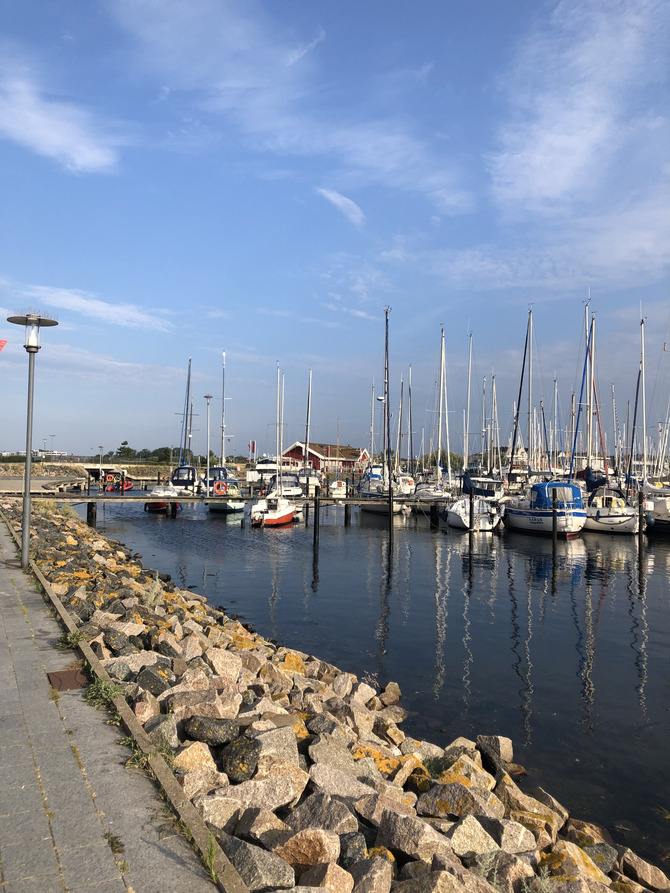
[0,507,249,893]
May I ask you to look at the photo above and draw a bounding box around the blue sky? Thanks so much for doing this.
[0,0,668,462]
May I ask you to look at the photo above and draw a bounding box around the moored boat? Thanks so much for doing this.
[144,483,182,514]
[582,469,639,534]
[502,480,586,538]
[203,466,245,513]
[443,496,502,532]
[248,495,295,527]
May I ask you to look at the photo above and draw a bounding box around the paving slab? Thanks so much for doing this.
[0,517,220,893]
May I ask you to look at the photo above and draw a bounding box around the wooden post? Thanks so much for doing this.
[313,486,320,547]
[469,490,475,531]
[552,489,558,543]
[388,485,394,541]
[86,502,97,527]
[344,503,351,526]
[638,489,644,536]
[430,503,439,529]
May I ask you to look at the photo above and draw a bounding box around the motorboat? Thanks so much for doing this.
[443,496,502,532]
[204,466,245,514]
[329,478,347,499]
[502,480,586,538]
[265,473,303,498]
[144,483,182,514]
[170,464,201,495]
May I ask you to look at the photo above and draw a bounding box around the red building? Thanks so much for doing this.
[282,442,369,474]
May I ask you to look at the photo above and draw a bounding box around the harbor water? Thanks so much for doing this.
[80,500,670,867]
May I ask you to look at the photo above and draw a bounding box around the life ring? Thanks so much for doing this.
[106,474,114,482]
[213,481,228,495]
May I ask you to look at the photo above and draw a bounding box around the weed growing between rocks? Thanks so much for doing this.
[57,629,88,650]
[84,678,124,709]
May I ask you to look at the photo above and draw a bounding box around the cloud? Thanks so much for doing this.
[489,0,668,213]
[0,74,123,172]
[19,286,172,332]
[286,28,326,67]
[317,188,365,227]
[108,0,471,212]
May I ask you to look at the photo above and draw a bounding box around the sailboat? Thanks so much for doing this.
[207,351,245,513]
[359,309,404,515]
[577,315,638,534]
[502,311,586,538]
[411,328,453,511]
[248,367,296,528]
[170,357,200,494]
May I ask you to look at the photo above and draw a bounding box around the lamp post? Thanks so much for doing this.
[204,395,213,496]
[98,445,103,489]
[7,312,58,568]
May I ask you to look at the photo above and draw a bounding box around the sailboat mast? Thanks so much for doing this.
[384,307,392,486]
[178,357,192,466]
[276,365,282,493]
[641,317,647,481]
[408,365,414,472]
[528,309,533,470]
[437,329,445,481]
[395,376,404,474]
[220,351,226,465]
[481,376,486,470]
[304,367,312,472]
[464,332,472,472]
[370,382,375,462]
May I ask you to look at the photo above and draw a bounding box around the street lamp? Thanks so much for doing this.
[7,312,58,568]
[98,445,103,489]
[204,395,213,496]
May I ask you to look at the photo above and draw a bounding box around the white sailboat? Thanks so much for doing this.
[360,308,404,515]
[411,329,453,511]
[207,352,245,513]
[248,367,296,528]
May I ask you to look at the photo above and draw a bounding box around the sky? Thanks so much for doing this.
[0,0,668,463]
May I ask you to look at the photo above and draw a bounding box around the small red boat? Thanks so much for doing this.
[106,479,134,492]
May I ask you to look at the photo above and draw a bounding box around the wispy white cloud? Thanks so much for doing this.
[0,71,124,172]
[489,0,668,213]
[317,188,365,227]
[430,177,670,294]
[108,0,471,212]
[20,286,172,332]
[286,28,326,67]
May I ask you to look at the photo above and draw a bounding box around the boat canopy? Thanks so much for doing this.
[529,481,583,510]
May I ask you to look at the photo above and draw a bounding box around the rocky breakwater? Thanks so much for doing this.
[2,500,668,893]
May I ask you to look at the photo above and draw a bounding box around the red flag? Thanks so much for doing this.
[0,340,7,352]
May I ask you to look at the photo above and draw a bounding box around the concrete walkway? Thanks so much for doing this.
[0,520,218,892]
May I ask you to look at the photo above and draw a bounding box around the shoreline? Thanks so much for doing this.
[2,497,668,893]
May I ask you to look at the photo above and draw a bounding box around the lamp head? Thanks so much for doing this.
[7,312,58,353]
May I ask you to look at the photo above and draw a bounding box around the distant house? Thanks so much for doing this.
[282,442,369,475]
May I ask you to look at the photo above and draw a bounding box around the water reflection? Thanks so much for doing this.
[82,502,669,865]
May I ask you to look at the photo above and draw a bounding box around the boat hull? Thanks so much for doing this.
[207,500,245,514]
[248,497,295,527]
[503,507,586,538]
[583,508,638,534]
[444,498,501,532]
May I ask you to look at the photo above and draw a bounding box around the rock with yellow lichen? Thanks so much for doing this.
[3,497,668,893]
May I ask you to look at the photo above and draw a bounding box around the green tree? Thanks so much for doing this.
[116,441,136,460]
